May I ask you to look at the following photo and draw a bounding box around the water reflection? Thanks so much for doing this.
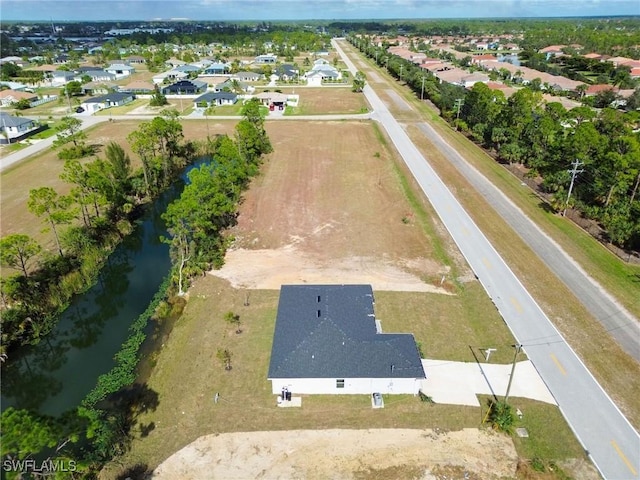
[0,161,205,416]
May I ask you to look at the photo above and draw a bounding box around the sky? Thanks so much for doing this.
[1,0,639,22]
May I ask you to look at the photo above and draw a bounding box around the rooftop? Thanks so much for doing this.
[268,285,425,380]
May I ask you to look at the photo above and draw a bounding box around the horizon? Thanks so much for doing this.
[1,0,639,22]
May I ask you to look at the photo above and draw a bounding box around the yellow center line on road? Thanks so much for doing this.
[550,353,567,376]
[510,297,523,314]
[482,257,492,269]
[611,440,638,476]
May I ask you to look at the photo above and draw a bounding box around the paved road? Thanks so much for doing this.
[414,122,640,362]
[334,39,640,480]
[0,116,108,172]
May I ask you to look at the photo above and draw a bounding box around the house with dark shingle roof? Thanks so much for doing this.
[268,285,426,395]
[193,91,237,107]
[161,79,207,95]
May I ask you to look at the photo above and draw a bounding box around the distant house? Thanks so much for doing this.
[267,285,426,395]
[255,54,277,65]
[161,79,207,95]
[0,112,43,144]
[234,71,264,82]
[0,89,37,107]
[215,79,253,93]
[275,64,298,81]
[193,91,237,108]
[152,70,188,84]
[51,71,76,86]
[80,92,135,114]
[104,64,135,79]
[81,81,118,95]
[119,80,156,94]
[77,69,116,82]
[173,64,201,74]
[200,62,230,75]
[125,55,146,64]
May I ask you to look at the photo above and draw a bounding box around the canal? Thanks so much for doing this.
[0,161,204,417]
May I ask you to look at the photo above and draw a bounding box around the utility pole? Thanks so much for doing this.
[504,344,522,404]
[563,159,584,216]
[421,76,425,100]
[454,98,464,130]
[399,64,403,82]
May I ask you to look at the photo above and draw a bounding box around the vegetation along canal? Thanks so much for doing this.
[0,160,206,417]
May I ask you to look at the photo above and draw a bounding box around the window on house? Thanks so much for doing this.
[336,379,345,388]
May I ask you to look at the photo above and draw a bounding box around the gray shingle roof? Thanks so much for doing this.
[268,285,425,380]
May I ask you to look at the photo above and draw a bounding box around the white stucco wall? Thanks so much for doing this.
[270,377,422,395]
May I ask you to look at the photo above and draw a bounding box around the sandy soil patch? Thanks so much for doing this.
[212,246,451,293]
[386,89,412,111]
[151,428,517,480]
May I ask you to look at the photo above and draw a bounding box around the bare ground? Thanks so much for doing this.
[214,120,470,292]
[151,428,518,480]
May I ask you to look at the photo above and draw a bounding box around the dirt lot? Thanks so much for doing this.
[271,87,370,115]
[151,428,518,480]
[218,120,466,290]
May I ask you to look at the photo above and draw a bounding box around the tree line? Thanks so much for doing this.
[0,109,195,356]
[350,37,640,251]
[0,98,273,479]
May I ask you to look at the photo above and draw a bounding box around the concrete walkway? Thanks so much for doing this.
[419,359,557,406]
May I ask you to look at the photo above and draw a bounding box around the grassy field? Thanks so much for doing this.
[270,86,370,115]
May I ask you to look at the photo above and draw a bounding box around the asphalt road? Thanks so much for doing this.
[334,39,640,480]
[414,121,640,362]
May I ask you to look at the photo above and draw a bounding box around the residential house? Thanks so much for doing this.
[0,89,37,107]
[174,64,201,75]
[119,80,156,94]
[77,69,117,82]
[105,63,135,79]
[0,112,43,144]
[471,54,497,65]
[201,62,230,75]
[215,79,253,93]
[274,64,298,81]
[254,54,278,64]
[193,91,237,108]
[125,55,146,64]
[50,71,76,86]
[80,92,135,114]
[161,79,208,95]
[460,72,490,88]
[81,81,118,95]
[152,70,188,84]
[234,71,264,82]
[0,56,29,68]
[267,285,426,395]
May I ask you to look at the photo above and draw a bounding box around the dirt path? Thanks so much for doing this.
[151,428,518,480]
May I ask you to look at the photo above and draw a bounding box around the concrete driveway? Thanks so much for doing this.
[419,359,557,406]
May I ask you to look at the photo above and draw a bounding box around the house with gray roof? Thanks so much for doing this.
[0,112,43,144]
[268,285,426,395]
[80,92,135,114]
[193,91,237,107]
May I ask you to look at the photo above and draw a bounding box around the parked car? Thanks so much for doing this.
[372,392,382,407]
[75,106,85,113]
